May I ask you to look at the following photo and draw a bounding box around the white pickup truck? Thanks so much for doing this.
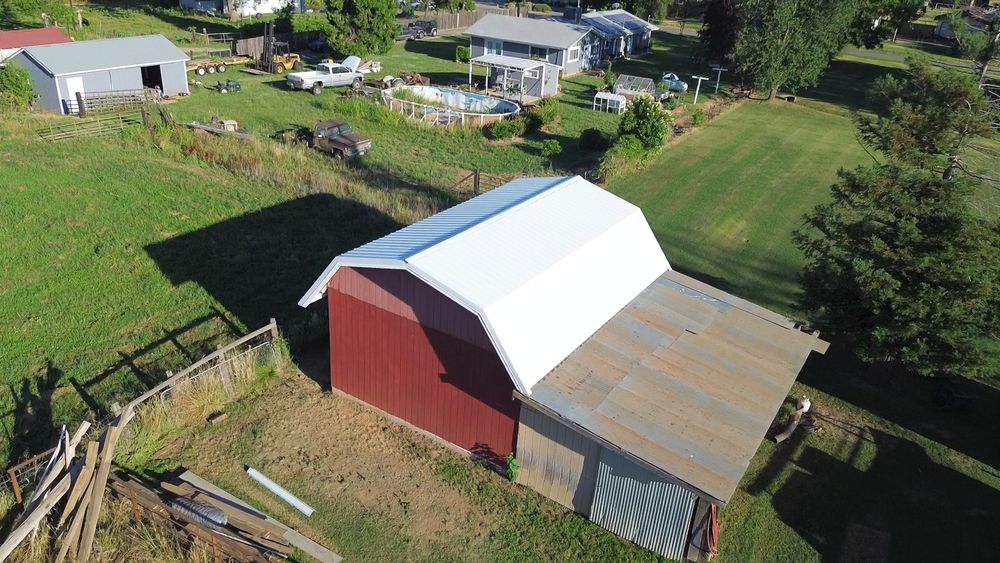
[286,56,364,95]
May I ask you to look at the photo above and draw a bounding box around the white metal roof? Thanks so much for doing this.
[466,14,592,50]
[470,54,558,71]
[299,175,670,394]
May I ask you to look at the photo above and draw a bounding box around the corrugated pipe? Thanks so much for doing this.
[245,466,315,517]
[169,497,228,529]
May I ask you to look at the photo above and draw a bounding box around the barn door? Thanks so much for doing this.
[64,76,84,115]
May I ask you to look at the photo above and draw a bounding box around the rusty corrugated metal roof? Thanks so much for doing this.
[526,270,827,505]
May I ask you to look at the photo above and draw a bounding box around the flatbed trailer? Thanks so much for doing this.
[187,55,255,76]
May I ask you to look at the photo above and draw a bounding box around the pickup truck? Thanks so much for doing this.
[312,120,372,159]
[286,56,364,95]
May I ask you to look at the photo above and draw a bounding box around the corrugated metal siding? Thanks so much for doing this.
[515,403,599,514]
[590,448,696,559]
[328,267,519,461]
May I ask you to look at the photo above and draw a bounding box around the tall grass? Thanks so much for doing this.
[116,344,279,470]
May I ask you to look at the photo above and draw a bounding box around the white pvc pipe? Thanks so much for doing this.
[245,467,315,517]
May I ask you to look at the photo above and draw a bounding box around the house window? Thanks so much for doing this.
[486,39,502,55]
[529,46,548,60]
[524,68,539,79]
[568,46,580,63]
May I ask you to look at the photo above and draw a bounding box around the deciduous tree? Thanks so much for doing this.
[0,62,38,111]
[794,164,998,378]
[731,0,856,99]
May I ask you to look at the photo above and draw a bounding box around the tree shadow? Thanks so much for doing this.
[144,194,403,354]
[798,59,907,113]
[799,341,1000,473]
[770,427,1000,560]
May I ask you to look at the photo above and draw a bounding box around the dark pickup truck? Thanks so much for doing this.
[312,120,372,159]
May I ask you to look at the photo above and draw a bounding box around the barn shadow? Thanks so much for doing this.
[765,426,1000,561]
[145,194,402,369]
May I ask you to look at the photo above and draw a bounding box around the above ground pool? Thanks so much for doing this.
[382,85,520,127]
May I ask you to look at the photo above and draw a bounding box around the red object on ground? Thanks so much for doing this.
[0,28,72,50]
[327,267,520,461]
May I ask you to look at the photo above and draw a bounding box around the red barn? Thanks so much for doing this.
[299,176,668,460]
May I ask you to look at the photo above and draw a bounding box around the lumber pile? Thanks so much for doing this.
[107,473,295,561]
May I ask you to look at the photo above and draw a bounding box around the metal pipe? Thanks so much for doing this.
[245,467,315,517]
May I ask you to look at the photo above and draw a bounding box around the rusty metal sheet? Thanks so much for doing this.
[529,272,828,504]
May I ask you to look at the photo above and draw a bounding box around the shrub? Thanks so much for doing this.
[489,116,526,139]
[664,96,682,111]
[619,93,671,149]
[540,139,562,159]
[523,111,543,133]
[535,97,561,125]
[505,453,520,481]
[691,107,705,127]
[578,128,611,151]
[533,2,552,11]
[0,62,37,111]
[456,45,471,63]
[596,134,649,180]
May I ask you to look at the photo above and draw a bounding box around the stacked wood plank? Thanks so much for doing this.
[107,473,295,562]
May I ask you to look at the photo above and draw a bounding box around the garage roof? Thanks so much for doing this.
[299,176,669,394]
[466,14,592,50]
[18,34,189,76]
[524,271,828,505]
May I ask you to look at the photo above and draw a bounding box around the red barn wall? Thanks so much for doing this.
[328,266,520,460]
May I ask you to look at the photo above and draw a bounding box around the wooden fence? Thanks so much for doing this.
[235,31,324,58]
[432,7,515,31]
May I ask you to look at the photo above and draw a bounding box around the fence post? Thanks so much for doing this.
[76,92,87,117]
[269,318,278,341]
[7,469,22,507]
[474,169,480,195]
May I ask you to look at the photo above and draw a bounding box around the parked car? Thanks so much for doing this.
[660,72,689,92]
[286,57,364,95]
[396,24,424,41]
[409,19,438,36]
[312,120,372,159]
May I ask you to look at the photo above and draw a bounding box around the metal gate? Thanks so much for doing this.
[589,448,697,559]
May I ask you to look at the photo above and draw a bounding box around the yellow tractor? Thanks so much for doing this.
[270,41,302,74]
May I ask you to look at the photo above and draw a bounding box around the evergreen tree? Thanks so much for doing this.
[856,60,995,177]
[699,0,740,64]
[326,0,397,56]
[794,164,998,378]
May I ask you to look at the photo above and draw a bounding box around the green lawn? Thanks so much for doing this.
[610,101,869,314]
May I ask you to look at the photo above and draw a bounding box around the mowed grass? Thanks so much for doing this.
[610,100,869,315]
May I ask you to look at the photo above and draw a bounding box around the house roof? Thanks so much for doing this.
[18,34,189,76]
[299,175,670,394]
[466,14,592,50]
[578,9,658,38]
[524,270,828,506]
[0,28,72,50]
